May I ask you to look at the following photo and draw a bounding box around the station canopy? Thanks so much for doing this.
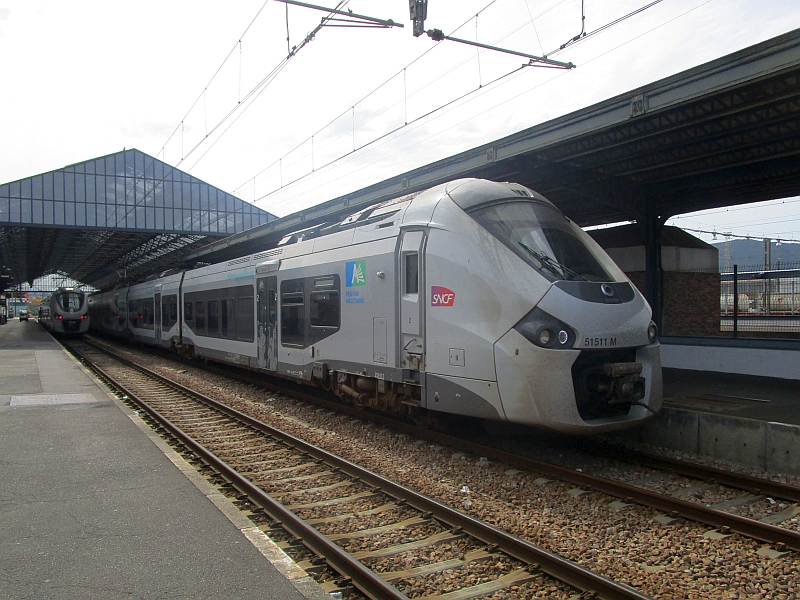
[186,29,800,266]
[0,149,276,291]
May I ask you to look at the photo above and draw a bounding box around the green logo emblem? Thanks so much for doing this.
[346,260,366,287]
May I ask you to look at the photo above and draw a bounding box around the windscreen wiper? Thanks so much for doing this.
[518,241,587,281]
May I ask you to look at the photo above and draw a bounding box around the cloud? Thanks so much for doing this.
[0,7,10,35]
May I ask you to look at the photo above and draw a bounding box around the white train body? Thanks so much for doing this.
[39,287,90,334]
[89,179,662,434]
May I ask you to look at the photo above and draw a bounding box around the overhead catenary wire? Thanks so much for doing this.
[256,0,713,216]
[668,197,800,220]
[547,0,665,56]
[235,0,510,193]
[238,0,671,204]
[179,0,409,173]
[678,227,800,245]
[668,198,800,238]
[235,0,582,195]
[99,1,349,229]
[178,0,355,171]
[158,0,272,161]
[247,63,530,204]
[522,0,546,56]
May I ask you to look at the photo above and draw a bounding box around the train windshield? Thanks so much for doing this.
[57,291,84,311]
[470,200,613,283]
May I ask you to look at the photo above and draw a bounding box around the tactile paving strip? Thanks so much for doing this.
[10,394,98,406]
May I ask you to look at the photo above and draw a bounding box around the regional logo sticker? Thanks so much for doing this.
[346,260,367,287]
[431,286,455,306]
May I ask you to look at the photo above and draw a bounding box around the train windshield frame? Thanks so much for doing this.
[469,199,614,283]
[56,291,84,311]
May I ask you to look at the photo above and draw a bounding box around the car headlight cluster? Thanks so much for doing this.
[514,307,575,349]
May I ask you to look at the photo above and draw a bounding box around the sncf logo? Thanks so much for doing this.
[431,286,455,307]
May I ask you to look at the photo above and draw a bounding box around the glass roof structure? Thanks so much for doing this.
[0,149,275,290]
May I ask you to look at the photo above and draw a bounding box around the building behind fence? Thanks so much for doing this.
[589,225,799,340]
[589,225,721,337]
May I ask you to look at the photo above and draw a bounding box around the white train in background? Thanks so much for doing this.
[39,287,90,334]
[89,179,662,434]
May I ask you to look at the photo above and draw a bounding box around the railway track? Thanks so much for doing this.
[83,335,800,556]
[67,338,651,600]
[171,344,800,554]
[458,435,800,553]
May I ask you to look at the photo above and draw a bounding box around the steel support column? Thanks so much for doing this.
[638,209,667,330]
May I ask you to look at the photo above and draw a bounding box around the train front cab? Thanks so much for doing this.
[493,284,662,434]
[50,288,89,334]
[423,179,662,434]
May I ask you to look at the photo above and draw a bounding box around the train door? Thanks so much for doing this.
[399,230,426,371]
[257,276,278,371]
[154,292,162,343]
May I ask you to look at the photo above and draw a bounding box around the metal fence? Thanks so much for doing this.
[720,261,800,337]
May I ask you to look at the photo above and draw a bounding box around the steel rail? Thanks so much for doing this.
[126,340,800,552]
[76,340,652,600]
[402,429,800,553]
[75,347,407,600]
[586,442,800,504]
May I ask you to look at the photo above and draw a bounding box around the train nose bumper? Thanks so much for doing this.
[494,329,662,434]
[63,319,81,332]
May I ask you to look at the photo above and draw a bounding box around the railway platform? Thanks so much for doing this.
[615,366,800,476]
[0,319,328,600]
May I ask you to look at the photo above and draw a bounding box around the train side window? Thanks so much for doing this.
[208,300,219,337]
[195,301,206,333]
[405,253,419,294]
[145,299,155,329]
[207,300,219,336]
[222,298,233,337]
[310,291,339,328]
[169,298,178,327]
[268,290,277,325]
[162,295,177,328]
[184,301,193,322]
[128,302,137,328]
[281,281,305,347]
[236,297,254,342]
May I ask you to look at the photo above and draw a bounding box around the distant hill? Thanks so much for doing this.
[712,239,800,270]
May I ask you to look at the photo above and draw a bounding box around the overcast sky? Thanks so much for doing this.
[1,0,799,245]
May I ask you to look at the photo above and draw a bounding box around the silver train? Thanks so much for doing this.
[39,287,90,334]
[89,179,662,434]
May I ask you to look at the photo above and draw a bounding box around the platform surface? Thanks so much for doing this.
[0,320,326,600]
[618,364,800,475]
[662,367,800,426]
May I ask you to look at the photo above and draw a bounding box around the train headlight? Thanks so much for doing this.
[514,307,575,349]
[647,321,658,344]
